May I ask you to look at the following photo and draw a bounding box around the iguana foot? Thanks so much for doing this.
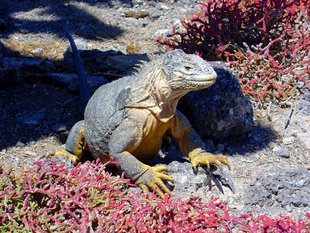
[43,149,81,165]
[190,151,230,172]
[135,165,174,198]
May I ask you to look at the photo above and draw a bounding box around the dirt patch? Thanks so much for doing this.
[0,81,82,169]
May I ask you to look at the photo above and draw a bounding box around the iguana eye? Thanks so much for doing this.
[184,66,192,70]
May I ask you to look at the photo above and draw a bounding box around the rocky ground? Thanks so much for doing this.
[0,0,309,221]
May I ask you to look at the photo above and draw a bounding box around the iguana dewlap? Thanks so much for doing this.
[54,50,228,198]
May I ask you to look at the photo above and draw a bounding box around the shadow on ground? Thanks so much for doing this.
[0,0,124,40]
[0,40,277,157]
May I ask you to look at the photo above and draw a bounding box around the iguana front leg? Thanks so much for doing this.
[171,110,229,170]
[108,112,174,198]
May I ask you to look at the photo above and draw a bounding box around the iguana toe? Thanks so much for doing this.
[135,165,174,198]
[56,150,81,165]
[191,153,229,170]
[153,165,168,173]
[44,149,80,165]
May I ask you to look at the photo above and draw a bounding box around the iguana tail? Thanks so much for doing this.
[65,23,91,109]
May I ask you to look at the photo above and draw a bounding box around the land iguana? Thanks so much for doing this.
[53,28,229,198]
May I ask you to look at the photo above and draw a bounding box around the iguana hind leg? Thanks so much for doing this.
[53,120,86,164]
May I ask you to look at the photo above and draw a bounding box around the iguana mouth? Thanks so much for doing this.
[190,73,217,81]
[185,73,217,87]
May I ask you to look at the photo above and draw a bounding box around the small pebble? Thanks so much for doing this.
[32,48,43,54]
[53,123,68,133]
[25,151,38,157]
[273,147,290,158]
[282,136,295,144]
[16,141,25,147]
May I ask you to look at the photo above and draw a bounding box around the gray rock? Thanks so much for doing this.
[151,29,171,41]
[282,136,295,144]
[284,92,310,149]
[243,166,310,218]
[296,92,310,115]
[140,18,150,27]
[52,123,68,133]
[149,9,163,20]
[178,62,254,140]
[45,73,76,88]
[161,159,226,199]
[43,155,74,170]
[16,117,38,126]
[272,147,291,158]
[68,75,109,94]
[117,46,127,55]
[16,141,25,148]
[0,57,55,85]
[121,17,140,28]
[159,4,171,11]
[16,110,46,126]
[151,20,184,40]
[32,48,44,54]
[45,73,109,94]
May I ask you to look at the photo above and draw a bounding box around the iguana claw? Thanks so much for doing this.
[135,165,174,198]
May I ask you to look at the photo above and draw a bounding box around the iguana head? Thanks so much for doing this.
[160,50,217,91]
[125,50,217,121]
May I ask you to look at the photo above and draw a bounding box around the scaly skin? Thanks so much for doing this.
[53,49,229,198]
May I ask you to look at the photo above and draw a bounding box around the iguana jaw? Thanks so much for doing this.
[169,70,217,91]
[184,72,217,90]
